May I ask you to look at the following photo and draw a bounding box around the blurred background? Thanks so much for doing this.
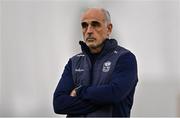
[0,0,180,117]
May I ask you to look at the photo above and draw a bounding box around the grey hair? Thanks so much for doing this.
[101,8,111,24]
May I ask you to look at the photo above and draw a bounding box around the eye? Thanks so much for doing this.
[91,21,101,28]
[81,22,88,29]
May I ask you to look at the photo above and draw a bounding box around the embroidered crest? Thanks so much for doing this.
[102,61,111,72]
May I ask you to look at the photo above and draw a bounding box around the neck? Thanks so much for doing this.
[89,44,104,54]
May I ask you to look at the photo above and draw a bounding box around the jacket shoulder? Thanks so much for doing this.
[114,46,136,60]
[115,46,131,55]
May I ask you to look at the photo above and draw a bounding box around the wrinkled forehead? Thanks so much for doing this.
[81,9,106,23]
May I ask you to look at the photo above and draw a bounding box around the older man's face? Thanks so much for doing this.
[81,9,112,49]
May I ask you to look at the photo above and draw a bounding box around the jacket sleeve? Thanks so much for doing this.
[77,52,138,105]
[53,59,99,115]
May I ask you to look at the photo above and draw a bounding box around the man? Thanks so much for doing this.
[53,7,138,117]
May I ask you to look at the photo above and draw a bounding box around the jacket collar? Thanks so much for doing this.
[79,38,118,58]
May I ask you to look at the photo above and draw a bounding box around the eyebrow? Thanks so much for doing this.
[81,21,101,26]
[81,21,101,29]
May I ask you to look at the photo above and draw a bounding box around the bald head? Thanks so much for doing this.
[81,8,111,24]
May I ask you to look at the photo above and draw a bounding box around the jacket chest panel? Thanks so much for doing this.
[91,58,116,85]
[73,53,118,86]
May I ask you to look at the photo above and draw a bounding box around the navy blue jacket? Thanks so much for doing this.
[53,39,138,117]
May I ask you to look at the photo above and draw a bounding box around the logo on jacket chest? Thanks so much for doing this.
[102,61,111,72]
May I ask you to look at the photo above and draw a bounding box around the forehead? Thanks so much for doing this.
[81,9,105,22]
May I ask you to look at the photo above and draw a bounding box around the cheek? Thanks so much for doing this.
[82,31,86,38]
[97,30,107,38]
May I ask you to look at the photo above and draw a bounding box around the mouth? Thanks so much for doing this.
[86,38,95,42]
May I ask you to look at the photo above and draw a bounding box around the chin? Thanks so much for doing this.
[86,43,97,48]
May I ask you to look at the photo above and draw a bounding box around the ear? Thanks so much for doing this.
[107,23,113,36]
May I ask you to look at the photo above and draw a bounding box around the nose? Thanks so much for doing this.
[86,25,93,34]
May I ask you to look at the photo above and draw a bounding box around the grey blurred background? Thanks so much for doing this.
[0,0,180,117]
